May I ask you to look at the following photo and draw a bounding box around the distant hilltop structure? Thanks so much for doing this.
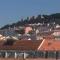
[1,13,60,30]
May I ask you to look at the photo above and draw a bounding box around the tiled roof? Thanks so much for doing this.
[43,35,55,39]
[38,39,60,51]
[0,40,42,51]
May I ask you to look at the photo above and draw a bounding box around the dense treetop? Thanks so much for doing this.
[1,13,60,30]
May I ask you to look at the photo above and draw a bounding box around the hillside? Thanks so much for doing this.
[1,13,60,30]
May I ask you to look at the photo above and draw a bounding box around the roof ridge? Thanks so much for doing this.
[37,39,45,50]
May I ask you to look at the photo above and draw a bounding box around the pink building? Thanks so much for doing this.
[25,27,32,34]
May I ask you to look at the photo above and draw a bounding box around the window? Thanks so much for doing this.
[47,51,56,58]
[17,53,23,58]
[35,51,44,58]
[7,52,15,58]
[56,51,60,59]
[0,52,5,58]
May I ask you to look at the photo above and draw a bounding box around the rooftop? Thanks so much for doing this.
[38,39,60,51]
[0,40,42,51]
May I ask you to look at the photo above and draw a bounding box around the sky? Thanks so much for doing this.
[0,0,60,27]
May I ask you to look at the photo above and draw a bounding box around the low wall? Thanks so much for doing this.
[26,58,60,60]
[0,58,23,60]
[0,58,60,60]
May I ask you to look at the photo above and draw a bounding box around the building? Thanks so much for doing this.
[0,35,60,59]
[0,39,42,58]
[38,38,60,59]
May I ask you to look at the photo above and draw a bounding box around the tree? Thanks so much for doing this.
[1,13,60,30]
[28,30,33,35]
[29,16,35,23]
[3,39,16,46]
[1,24,10,29]
[35,15,42,23]
[15,29,25,34]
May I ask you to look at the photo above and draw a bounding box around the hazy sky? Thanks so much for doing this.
[0,0,60,27]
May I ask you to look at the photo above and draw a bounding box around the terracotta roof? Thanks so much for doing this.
[38,39,60,51]
[43,35,55,39]
[0,40,42,51]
